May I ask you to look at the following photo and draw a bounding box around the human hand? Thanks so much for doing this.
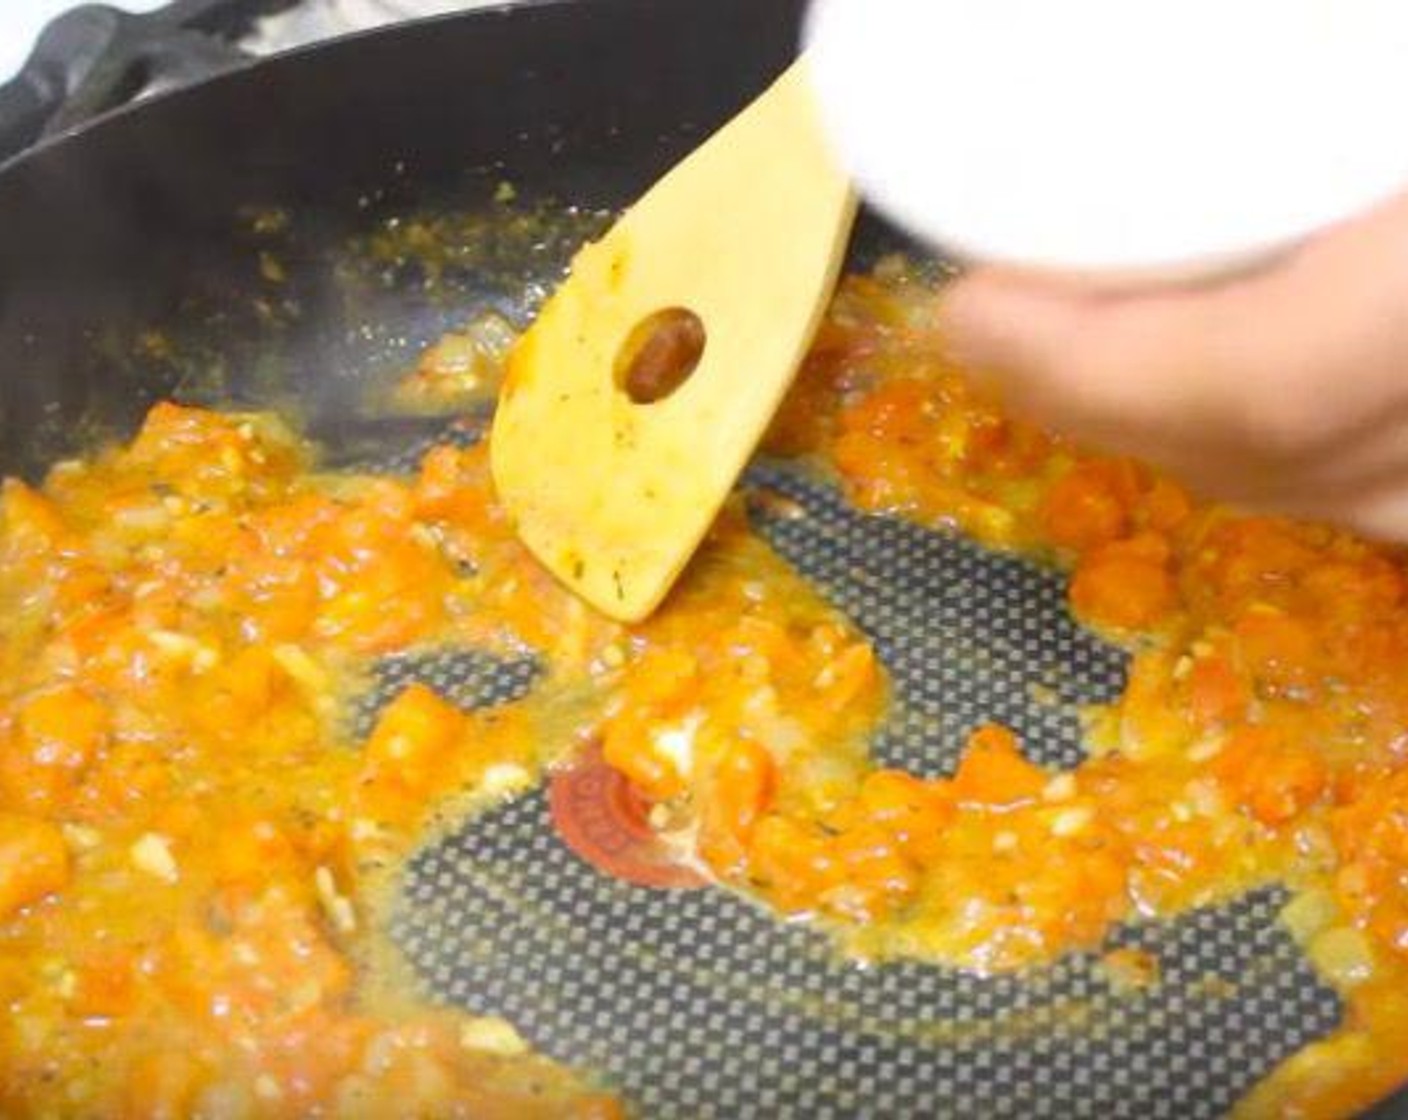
[939,189,1408,541]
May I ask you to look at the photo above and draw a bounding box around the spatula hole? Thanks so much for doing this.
[615,307,706,404]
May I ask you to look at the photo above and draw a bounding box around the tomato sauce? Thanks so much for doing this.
[1,260,1406,1115]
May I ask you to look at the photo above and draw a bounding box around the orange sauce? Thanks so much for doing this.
[761,266,1408,1115]
[0,406,623,1115]
[1,261,1407,1115]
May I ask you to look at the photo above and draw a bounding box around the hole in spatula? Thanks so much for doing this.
[615,307,706,403]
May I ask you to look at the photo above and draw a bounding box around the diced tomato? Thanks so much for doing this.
[950,725,1047,810]
[1139,477,1193,534]
[1070,532,1176,631]
[1233,607,1318,691]
[1213,726,1326,825]
[1039,462,1134,551]
[698,738,776,878]
[354,685,467,827]
[828,821,919,919]
[0,684,109,812]
[601,712,687,801]
[1185,653,1251,727]
[0,813,69,919]
[746,814,834,910]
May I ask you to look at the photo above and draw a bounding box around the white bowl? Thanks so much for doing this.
[806,0,1408,282]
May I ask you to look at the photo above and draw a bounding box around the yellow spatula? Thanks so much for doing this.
[490,59,856,622]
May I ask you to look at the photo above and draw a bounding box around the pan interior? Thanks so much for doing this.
[1,173,1346,1115]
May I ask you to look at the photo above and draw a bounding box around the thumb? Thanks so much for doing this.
[933,268,1261,491]
[937,268,1095,390]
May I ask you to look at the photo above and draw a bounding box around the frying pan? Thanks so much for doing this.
[0,1,1403,1116]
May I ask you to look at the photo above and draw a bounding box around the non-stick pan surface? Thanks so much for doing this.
[0,1,1398,1115]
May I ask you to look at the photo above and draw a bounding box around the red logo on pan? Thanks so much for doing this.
[549,745,705,890]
